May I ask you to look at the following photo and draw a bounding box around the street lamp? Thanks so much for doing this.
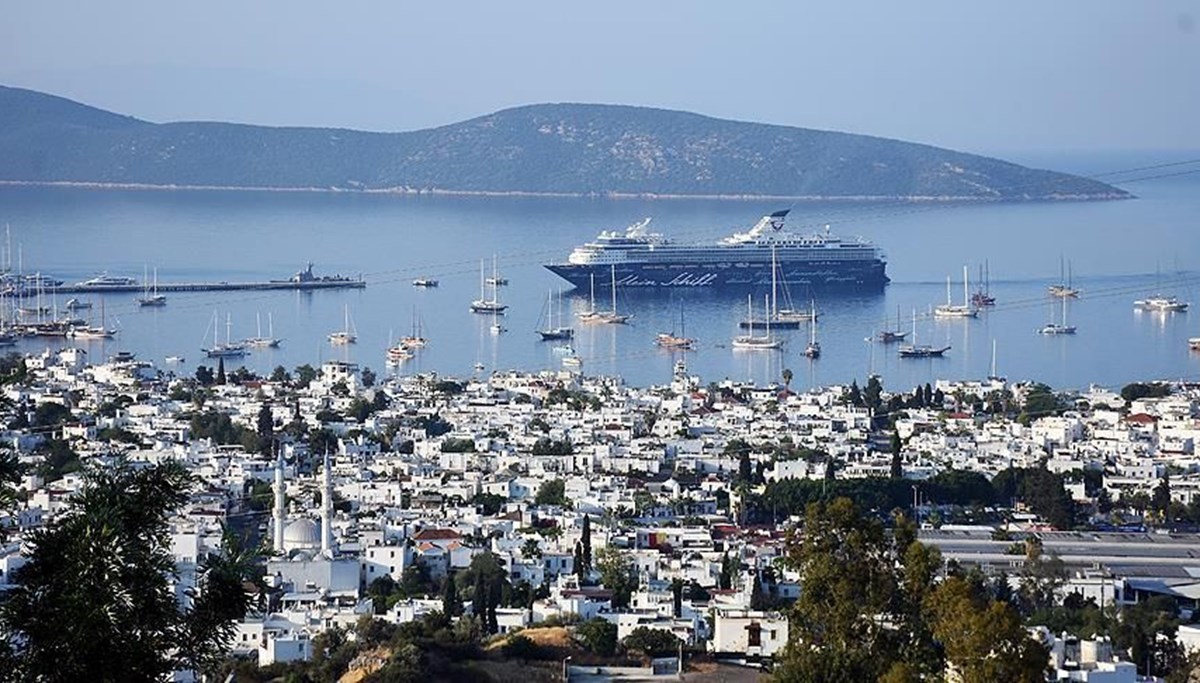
[562,655,573,682]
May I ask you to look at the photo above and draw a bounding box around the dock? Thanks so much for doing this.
[48,278,365,294]
[12,263,366,296]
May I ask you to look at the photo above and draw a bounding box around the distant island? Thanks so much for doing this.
[0,85,1129,200]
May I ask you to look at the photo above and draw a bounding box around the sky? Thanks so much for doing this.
[2,1,1198,155]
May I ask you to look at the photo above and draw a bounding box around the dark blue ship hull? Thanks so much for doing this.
[544,260,889,292]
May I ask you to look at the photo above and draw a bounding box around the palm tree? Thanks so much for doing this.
[782,368,794,392]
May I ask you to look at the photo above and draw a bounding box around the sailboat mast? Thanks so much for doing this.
[962,265,969,307]
[610,264,617,313]
[771,246,778,318]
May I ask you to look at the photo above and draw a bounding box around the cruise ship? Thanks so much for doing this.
[544,211,888,291]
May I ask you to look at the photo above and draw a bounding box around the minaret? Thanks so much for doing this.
[272,452,285,554]
[321,449,333,556]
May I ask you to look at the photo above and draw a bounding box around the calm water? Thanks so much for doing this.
[1,152,1198,393]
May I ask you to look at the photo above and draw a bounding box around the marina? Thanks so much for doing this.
[0,162,1197,391]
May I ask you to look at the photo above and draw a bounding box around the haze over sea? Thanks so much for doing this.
[2,151,1198,393]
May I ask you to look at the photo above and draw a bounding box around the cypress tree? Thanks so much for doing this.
[889,431,903,479]
[443,571,461,617]
[216,357,226,385]
[581,514,592,573]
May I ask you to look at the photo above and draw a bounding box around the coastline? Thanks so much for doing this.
[0,179,1133,202]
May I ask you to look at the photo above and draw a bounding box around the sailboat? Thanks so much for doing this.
[934,266,977,318]
[971,261,996,307]
[732,295,781,350]
[137,266,167,307]
[244,312,282,348]
[401,307,428,348]
[329,305,357,344]
[1038,297,1076,335]
[469,258,508,314]
[987,339,1006,382]
[802,301,821,358]
[878,306,908,343]
[898,309,950,358]
[536,290,574,341]
[204,312,248,358]
[1049,256,1080,298]
[68,298,115,340]
[740,247,811,329]
[655,303,695,349]
[485,255,508,286]
[578,265,630,324]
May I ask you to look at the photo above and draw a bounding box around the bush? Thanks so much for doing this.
[500,633,544,661]
[621,626,680,657]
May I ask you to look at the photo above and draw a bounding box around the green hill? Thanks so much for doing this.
[0,86,1128,200]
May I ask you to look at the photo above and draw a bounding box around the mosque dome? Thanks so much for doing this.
[283,518,321,551]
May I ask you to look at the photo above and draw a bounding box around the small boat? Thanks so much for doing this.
[877,307,908,343]
[1134,296,1189,313]
[732,295,782,350]
[470,258,508,314]
[562,353,583,368]
[473,361,486,372]
[0,330,17,346]
[65,298,92,311]
[385,344,414,364]
[485,276,508,286]
[137,267,167,307]
[1190,337,1200,351]
[165,355,185,363]
[329,305,357,345]
[412,278,439,288]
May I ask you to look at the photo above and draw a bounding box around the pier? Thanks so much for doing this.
[47,278,365,295]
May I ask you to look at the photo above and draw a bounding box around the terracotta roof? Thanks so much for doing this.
[412,528,462,541]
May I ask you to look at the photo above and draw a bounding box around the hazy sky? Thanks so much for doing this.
[2,1,1197,154]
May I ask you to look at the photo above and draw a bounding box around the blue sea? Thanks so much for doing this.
[1,151,1198,393]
